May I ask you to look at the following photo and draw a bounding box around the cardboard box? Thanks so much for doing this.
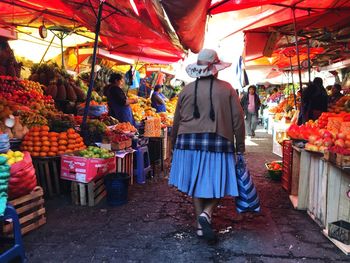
[61,154,116,183]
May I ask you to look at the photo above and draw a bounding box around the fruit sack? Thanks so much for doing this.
[7,151,37,199]
[0,133,10,153]
[0,155,10,215]
[77,105,108,117]
[61,148,116,183]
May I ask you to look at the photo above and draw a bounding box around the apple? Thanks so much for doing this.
[323,130,333,139]
[319,129,326,136]
[345,140,350,149]
[323,137,334,147]
[335,139,345,148]
[308,135,318,144]
[337,133,346,140]
[314,138,324,147]
[319,146,327,153]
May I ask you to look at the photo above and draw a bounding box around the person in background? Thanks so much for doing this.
[329,83,343,106]
[240,85,261,137]
[125,65,133,86]
[104,73,138,125]
[151,84,168,113]
[325,85,333,96]
[137,79,152,98]
[301,77,328,122]
[169,48,245,242]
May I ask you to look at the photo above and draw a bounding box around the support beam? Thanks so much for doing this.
[80,0,105,143]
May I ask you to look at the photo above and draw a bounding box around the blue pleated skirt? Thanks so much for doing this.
[169,149,239,198]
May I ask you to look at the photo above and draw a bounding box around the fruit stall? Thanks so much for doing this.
[0,37,178,238]
[281,104,350,255]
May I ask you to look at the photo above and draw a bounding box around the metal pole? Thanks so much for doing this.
[80,0,104,141]
[40,35,55,64]
[307,39,311,84]
[60,36,64,69]
[291,7,303,96]
[289,57,297,108]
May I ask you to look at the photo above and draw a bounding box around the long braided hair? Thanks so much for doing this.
[193,76,215,121]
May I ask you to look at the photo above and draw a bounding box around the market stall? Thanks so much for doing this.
[281,102,350,254]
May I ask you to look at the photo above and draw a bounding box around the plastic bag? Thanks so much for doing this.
[8,152,37,199]
[235,154,261,213]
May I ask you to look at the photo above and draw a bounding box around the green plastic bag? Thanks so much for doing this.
[0,165,10,216]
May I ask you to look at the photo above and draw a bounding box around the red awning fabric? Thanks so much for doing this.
[0,0,186,63]
[0,0,79,28]
[244,6,350,68]
[210,0,350,15]
[209,0,285,15]
[216,0,350,41]
[161,0,211,53]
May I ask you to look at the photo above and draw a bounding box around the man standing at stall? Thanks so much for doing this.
[104,73,138,125]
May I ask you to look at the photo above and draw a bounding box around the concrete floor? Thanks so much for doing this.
[21,130,349,262]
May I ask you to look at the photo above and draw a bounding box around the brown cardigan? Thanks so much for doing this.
[172,77,245,153]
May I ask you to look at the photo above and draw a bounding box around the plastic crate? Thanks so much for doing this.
[282,140,293,193]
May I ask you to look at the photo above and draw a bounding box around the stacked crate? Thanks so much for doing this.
[282,140,293,193]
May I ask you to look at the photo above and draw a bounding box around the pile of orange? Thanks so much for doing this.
[21,126,86,157]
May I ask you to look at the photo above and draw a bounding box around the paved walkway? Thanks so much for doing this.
[23,130,349,262]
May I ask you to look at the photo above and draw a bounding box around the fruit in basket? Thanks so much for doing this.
[268,161,282,171]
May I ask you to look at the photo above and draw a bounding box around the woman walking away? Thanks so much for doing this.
[241,85,261,137]
[169,49,245,242]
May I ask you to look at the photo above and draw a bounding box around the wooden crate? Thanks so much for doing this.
[3,186,46,236]
[116,152,134,185]
[291,146,301,195]
[289,149,311,210]
[32,157,61,198]
[307,157,328,228]
[71,175,106,206]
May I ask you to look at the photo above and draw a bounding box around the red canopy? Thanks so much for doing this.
[244,7,350,69]
[0,0,186,63]
[214,0,350,40]
[161,0,211,53]
[209,0,285,15]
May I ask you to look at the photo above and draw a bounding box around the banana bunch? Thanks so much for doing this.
[18,111,48,127]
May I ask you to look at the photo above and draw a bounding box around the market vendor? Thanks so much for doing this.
[301,77,328,123]
[104,73,138,125]
[151,84,168,113]
[328,83,343,105]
